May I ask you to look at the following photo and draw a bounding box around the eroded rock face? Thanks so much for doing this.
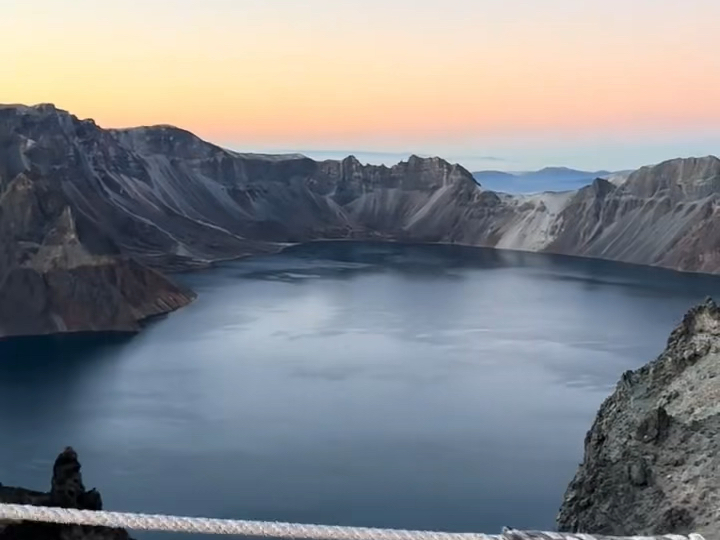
[6,104,719,273]
[547,157,720,273]
[2,103,720,337]
[0,448,133,540]
[0,167,195,339]
[557,298,720,537]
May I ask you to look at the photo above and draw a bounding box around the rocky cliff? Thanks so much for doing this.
[0,447,134,540]
[557,298,720,537]
[546,158,720,273]
[0,169,195,339]
[1,103,719,337]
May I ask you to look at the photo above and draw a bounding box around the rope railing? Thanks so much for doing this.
[0,503,706,540]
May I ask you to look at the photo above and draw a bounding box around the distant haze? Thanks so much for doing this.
[5,0,720,170]
[471,167,619,193]
[260,150,511,170]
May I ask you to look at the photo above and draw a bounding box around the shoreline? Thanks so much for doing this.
[3,239,719,343]
[274,237,720,279]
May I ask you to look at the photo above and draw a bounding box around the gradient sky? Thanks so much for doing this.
[4,0,720,171]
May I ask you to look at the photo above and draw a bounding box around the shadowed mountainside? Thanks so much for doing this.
[0,447,134,540]
[1,103,719,337]
[558,298,720,537]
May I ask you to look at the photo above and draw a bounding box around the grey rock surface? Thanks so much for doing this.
[0,170,195,339]
[2,103,720,337]
[547,157,720,273]
[557,298,720,537]
[0,447,133,540]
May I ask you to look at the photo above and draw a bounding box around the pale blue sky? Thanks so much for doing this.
[234,131,720,173]
[6,0,720,171]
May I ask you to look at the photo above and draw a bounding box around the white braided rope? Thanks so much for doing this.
[0,503,707,540]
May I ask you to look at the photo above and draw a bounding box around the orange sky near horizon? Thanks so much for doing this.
[4,0,720,168]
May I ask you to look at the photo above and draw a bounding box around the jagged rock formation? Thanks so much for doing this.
[557,298,720,537]
[0,447,134,540]
[0,105,200,338]
[1,103,719,337]
[0,172,195,338]
[546,158,720,273]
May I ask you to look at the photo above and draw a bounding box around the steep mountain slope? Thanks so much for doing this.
[1,103,719,337]
[557,298,720,537]
[0,165,194,339]
[0,104,529,271]
[0,447,134,539]
[547,157,720,273]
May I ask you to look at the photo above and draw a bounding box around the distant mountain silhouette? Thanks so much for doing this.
[472,167,619,193]
[2,103,719,338]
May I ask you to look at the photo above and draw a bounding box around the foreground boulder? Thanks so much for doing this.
[0,448,134,540]
[557,298,720,536]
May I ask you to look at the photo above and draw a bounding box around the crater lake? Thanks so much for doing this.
[2,242,720,540]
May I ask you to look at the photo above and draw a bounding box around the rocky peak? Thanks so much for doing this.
[667,297,720,348]
[624,156,720,200]
[406,154,448,170]
[342,155,362,166]
[31,104,63,115]
[0,448,132,540]
[398,155,475,190]
[49,447,102,510]
[589,177,615,196]
[0,105,110,182]
[0,104,61,117]
[5,100,720,335]
[558,298,720,537]
[0,173,47,243]
[111,125,225,160]
[42,207,80,247]
[0,173,87,250]
[0,167,195,338]
[0,104,76,133]
[338,155,365,175]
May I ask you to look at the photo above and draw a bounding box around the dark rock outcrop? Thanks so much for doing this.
[0,168,195,338]
[547,157,720,273]
[2,103,720,338]
[557,298,720,537]
[0,447,133,540]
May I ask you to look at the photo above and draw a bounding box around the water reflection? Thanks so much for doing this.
[1,242,720,540]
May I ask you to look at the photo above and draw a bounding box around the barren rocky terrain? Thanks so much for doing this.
[1,103,719,337]
[558,298,720,537]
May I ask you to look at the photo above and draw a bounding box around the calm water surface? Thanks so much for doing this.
[2,242,720,539]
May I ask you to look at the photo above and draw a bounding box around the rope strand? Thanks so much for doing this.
[0,503,706,540]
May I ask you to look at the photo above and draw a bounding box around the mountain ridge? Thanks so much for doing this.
[472,167,626,193]
[557,298,720,537]
[1,103,719,337]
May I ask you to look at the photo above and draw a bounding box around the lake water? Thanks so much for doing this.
[2,242,720,539]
